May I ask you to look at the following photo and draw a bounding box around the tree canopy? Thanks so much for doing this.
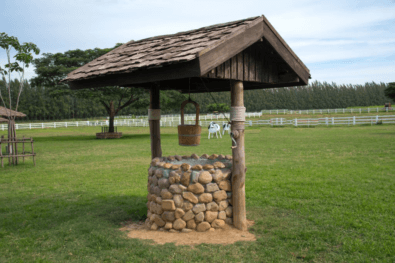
[384,82,395,101]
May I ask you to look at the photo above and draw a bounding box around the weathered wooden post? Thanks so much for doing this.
[231,80,247,231]
[149,85,162,159]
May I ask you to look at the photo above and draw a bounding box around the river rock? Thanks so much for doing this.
[225,155,232,160]
[169,184,182,194]
[158,178,170,189]
[202,164,214,170]
[219,180,231,191]
[182,201,193,211]
[225,206,233,217]
[182,210,195,221]
[211,219,225,228]
[218,200,229,211]
[218,154,225,160]
[205,211,218,223]
[206,183,219,193]
[155,169,163,178]
[191,153,199,159]
[208,154,218,160]
[163,163,172,169]
[206,202,219,211]
[151,223,159,230]
[182,192,198,204]
[156,197,162,204]
[162,200,176,211]
[198,171,212,184]
[153,186,161,197]
[151,176,158,186]
[164,222,172,230]
[191,171,199,183]
[198,193,213,203]
[222,169,232,180]
[161,211,175,222]
[213,190,227,202]
[173,194,183,208]
[200,154,209,159]
[225,218,233,225]
[192,203,206,214]
[187,183,205,194]
[161,189,173,199]
[218,211,227,220]
[153,215,166,227]
[173,218,186,230]
[191,164,202,170]
[195,212,204,222]
[213,161,225,169]
[174,155,182,161]
[186,219,196,229]
[171,164,180,170]
[196,222,211,232]
[175,208,185,219]
[181,163,191,171]
[169,172,181,184]
[180,172,191,186]
[181,228,192,233]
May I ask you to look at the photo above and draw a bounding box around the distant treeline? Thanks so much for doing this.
[0,79,392,121]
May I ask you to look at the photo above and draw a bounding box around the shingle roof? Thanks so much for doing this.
[65,16,262,82]
[0,106,26,118]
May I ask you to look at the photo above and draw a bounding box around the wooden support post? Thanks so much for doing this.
[149,85,162,159]
[231,80,247,231]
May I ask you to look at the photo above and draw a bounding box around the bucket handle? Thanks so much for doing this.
[180,99,200,126]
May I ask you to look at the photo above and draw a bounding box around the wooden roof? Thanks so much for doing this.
[62,15,310,93]
[0,106,26,118]
[0,117,8,123]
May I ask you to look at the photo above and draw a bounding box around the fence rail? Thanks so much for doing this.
[261,107,394,115]
[1,115,394,131]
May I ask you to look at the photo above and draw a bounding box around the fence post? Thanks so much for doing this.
[42,123,44,129]
[29,123,31,129]
[368,108,370,113]
[54,123,56,128]
[66,122,67,128]
[353,116,356,125]
[77,122,78,127]
[326,117,328,126]
[376,115,379,123]
[332,117,334,125]
[295,118,297,127]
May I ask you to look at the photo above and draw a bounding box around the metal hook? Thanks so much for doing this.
[230,132,237,149]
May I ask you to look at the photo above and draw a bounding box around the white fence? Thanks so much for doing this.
[261,107,394,115]
[1,115,394,131]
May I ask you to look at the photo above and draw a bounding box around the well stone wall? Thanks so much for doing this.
[146,153,233,232]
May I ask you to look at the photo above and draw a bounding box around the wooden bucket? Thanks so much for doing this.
[178,99,201,146]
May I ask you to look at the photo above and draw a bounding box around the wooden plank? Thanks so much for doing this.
[255,47,262,82]
[231,81,247,231]
[199,17,264,76]
[237,52,243,81]
[224,59,231,79]
[249,46,256,81]
[149,85,162,159]
[261,16,310,84]
[243,49,249,81]
[68,59,201,89]
[231,56,237,79]
[217,63,224,79]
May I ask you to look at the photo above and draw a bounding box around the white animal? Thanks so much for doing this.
[222,123,231,135]
[208,122,222,139]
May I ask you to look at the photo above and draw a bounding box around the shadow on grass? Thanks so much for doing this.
[0,192,147,236]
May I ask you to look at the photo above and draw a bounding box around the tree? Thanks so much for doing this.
[207,103,230,113]
[31,45,149,133]
[0,32,39,159]
[384,82,395,101]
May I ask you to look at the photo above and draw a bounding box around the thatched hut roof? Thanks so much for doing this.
[0,106,27,118]
[0,117,8,123]
[62,15,310,93]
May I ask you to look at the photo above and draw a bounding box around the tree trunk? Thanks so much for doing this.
[108,101,115,133]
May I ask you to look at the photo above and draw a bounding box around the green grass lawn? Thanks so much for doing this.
[1,125,394,262]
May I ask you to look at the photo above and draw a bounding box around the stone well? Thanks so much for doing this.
[146,153,233,232]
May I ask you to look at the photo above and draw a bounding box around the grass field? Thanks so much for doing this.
[1,125,394,262]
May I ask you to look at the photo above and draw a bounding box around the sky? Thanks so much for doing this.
[1,0,394,85]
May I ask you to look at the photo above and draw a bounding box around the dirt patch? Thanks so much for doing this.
[120,220,256,246]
